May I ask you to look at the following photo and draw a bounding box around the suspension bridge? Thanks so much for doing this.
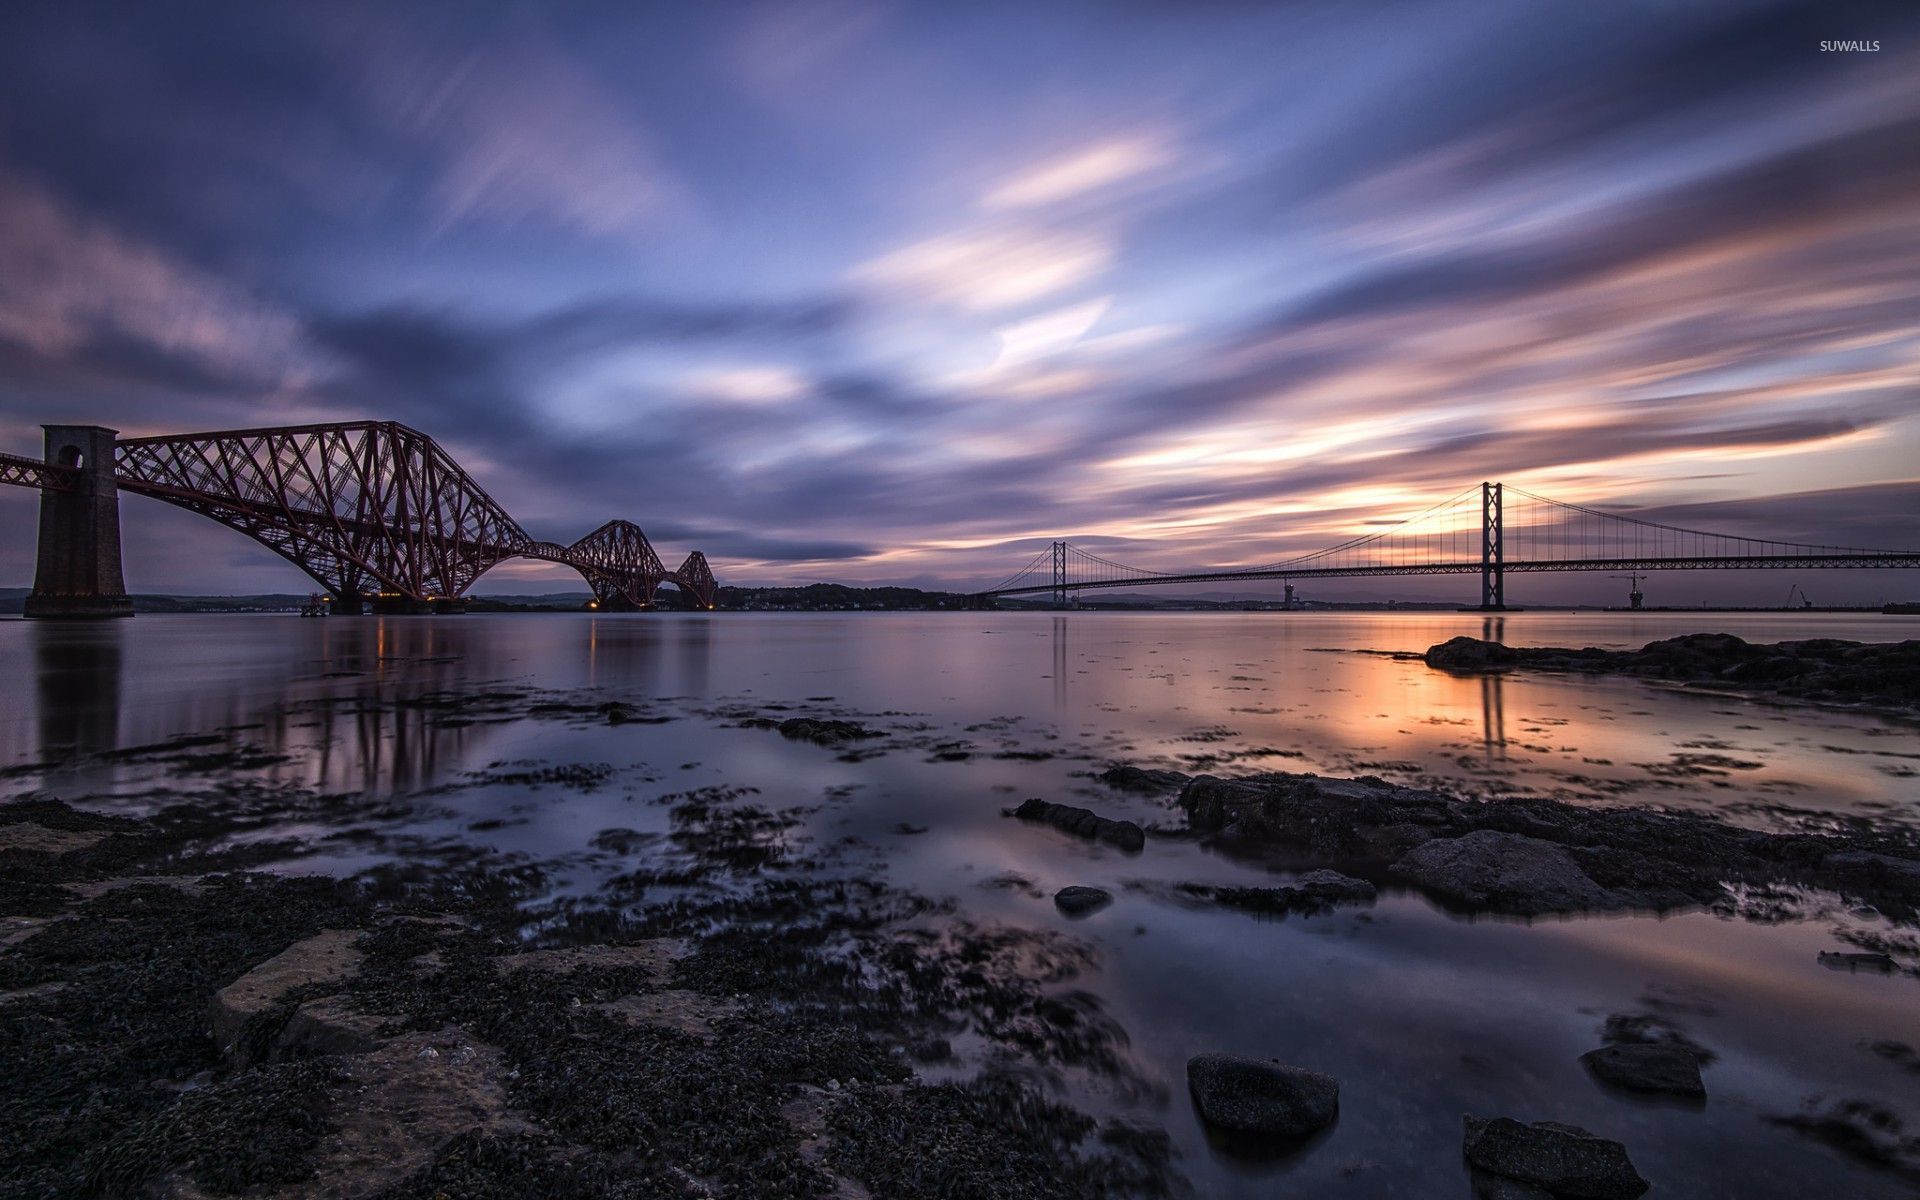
[977,482,1920,608]
[1,423,717,617]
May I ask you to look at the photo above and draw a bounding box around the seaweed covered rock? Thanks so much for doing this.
[774,717,879,747]
[1179,869,1376,917]
[1424,637,1521,671]
[1011,799,1146,853]
[1423,634,1920,710]
[1168,769,1920,921]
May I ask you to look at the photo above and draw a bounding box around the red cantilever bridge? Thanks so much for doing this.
[979,482,1920,608]
[1,422,716,617]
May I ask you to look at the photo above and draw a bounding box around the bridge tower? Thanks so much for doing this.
[1051,541,1068,609]
[1479,481,1505,611]
[25,426,133,619]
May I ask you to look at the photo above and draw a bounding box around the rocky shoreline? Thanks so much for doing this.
[1423,633,1920,712]
[0,786,1174,1198]
[3,675,1918,1196]
[1105,765,1920,926]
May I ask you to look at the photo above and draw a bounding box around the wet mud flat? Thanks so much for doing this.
[3,677,1919,1198]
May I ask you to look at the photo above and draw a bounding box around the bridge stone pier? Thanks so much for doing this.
[25,426,133,620]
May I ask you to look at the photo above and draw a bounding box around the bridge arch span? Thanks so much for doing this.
[0,422,720,616]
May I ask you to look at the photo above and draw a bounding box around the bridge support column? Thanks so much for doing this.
[1479,481,1505,611]
[25,426,133,619]
[1051,541,1067,609]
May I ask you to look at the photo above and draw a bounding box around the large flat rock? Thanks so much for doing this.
[0,823,106,855]
[1394,831,1622,916]
[1463,1116,1648,1199]
[211,929,365,1061]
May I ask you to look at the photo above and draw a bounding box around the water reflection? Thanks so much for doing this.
[1053,616,1069,709]
[675,617,712,698]
[1480,673,1507,760]
[1475,615,1508,760]
[4,611,1914,821]
[30,621,122,762]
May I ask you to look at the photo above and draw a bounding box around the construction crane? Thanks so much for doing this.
[1610,573,1646,610]
[1785,583,1813,609]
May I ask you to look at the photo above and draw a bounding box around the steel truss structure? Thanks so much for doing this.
[0,452,76,491]
[3,422,717,609]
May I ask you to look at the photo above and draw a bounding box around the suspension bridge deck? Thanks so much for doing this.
[977,483,1920,605]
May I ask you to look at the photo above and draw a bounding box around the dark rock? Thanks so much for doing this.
[275,995,385,1059]
[1178,772,1421,853]
[1011,798,1146,853]
[1294,869,1377,905]
[1819,950,1898,973]
[1469,1169,1556,1200]
[1463,1116,1649,1199]
[1186,1053,1338,1141]
[1054,886,1113,916]
[1179,869,1376,917]
[1580,1043,1705,1097]
[1170,767,1920,920]
[1099,765,1191,793]
[1395,831,1621,915]
[1424,636,1521,671]
[775,717,879,746]
[1422,634,1920,711]
[1823,851,1920,892]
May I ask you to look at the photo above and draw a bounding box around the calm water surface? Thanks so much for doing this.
[5,611,1918,1197]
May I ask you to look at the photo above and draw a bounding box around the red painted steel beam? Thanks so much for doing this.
[0,420,719,606]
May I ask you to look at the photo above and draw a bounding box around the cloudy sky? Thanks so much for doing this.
[1,0,1916,601]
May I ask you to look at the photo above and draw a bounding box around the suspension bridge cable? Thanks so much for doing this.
[983,545,1055,594]
[1503,487,1897,555]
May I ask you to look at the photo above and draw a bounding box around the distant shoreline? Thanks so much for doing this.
[2,584,1914,617]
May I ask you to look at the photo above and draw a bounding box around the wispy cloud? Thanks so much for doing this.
[348,19,691,241]
[854,227,1114,312]
[982,136,1176,209]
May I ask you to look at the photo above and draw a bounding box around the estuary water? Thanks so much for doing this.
[4,611,1918,1197]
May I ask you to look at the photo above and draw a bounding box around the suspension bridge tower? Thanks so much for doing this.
[1479,481,1505,611]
